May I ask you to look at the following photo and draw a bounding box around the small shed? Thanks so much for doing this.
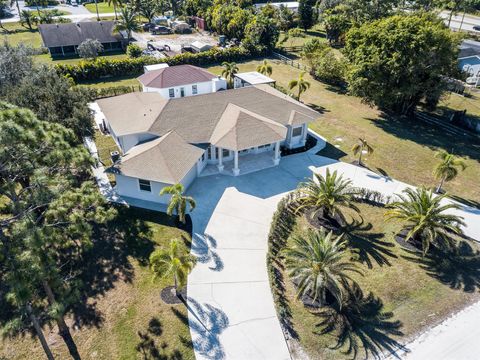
[233,72,276,89]
[191,41,212,53]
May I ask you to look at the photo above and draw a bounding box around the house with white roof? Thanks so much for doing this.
[96,85,321,204]
[255,1,299,12]
[138,64,227,99]
[234,71,276,88]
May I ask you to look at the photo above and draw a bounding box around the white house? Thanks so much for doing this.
[97,85,321,204]
[255,1,299,12]
[233,71,276,89]
[138,64,227,99]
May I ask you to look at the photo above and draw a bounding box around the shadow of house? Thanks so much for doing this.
[402,241,480,293]
[315,284,405,360]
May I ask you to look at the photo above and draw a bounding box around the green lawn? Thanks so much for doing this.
[0,22,43,48]
[208,60,480,204]
[283,204,480,359]
[35,52,130,65]
[77,74,141,88]
[84,1,123,14]
[0,206,195,360]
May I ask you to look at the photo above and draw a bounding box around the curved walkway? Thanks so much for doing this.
[182,144,479,359]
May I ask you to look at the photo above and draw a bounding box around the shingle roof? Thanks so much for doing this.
[138,65,218,88]
[210,103,287,151]
[38,21,122,48]
[111,131,204,184]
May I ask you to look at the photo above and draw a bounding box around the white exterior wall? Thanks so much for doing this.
[143,79,226,99]
[285,123,308,148]
[116,133,158,153]
[115,164,198,204]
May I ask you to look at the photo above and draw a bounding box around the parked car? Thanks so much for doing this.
[151,26,173,35]
[142,23,155,31]
[473,25,480,31]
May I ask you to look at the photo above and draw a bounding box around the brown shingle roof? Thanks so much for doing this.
[112,131,204,184]
[38,21,122,48]
[138,65,218,88]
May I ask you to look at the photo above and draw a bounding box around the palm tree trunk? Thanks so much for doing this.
[436,176,446,194]
[94,0,100,21]
[174,274,179,297]
[448,9,454,27]
[459,10,466,30]
[27,303,55,360]
[358,150,363,166]
[113,2,117,20]
[42,281,81,360]
[14,0,21,17]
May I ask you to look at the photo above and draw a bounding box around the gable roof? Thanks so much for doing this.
[111,131,204,184]
[210,103,287,151]
[138,65,218,88]
[39,21,122,48]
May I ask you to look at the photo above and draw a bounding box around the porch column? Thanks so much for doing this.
[301,124,308,146]
[217,147,224,172]
[233,150,240,176]
[273,141,281,166]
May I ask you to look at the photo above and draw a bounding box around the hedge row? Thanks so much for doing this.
[56,47,261,82]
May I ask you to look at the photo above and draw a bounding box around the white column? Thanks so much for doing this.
[217,147,224,172]
[233,150,240,176]
[273,141,281,165]
[301,124,308,146]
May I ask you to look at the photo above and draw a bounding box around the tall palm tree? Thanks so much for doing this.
[93,0,100,21]
[283,229,360,307]
[256,59,273,76]
[296,169,360,222]
[433,150,467,194]
[108,0,123,20]
[115,6,140,44]
[221,61,239,89]
[20,10,38,31]
[160,183,196,224]
[150,239,197,296]
[351,138,374,166]
[288,71,310,101]
[385,187,465,255]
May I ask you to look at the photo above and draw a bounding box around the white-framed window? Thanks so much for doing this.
[292,126,303,137]
[222,149,230,157]
[192,84,198,95]
[138,179,151,192]
[168,88,175,98]
[258,143,271,149]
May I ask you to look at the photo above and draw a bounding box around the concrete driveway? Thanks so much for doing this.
[185,147,480,360]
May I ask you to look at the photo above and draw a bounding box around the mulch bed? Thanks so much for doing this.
[394,228,421,253]
[304,208,344,233]
[160,286,187,305]
[281,134,317,157]
[177,214,193,237]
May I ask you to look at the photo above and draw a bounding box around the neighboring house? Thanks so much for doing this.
[39,21,123,57]
[97,85,320,204]
[255,1,299,12]
[459,55,480,77]
[138,64,227,99]
[234,71,276,89]
[191,41,213,53]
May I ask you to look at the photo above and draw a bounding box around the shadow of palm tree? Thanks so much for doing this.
[191,233,224,272]
[343,217,397,268]
[402,241,480,292]
[136,317,184,360]
[314,283,405,359]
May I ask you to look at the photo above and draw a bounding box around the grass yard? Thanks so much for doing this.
[84,1,123,14]
[0,206,195,360]
[284,204,480,359]
[35,51,130,65]
[0,22,43,48]
[95,129,119,167]
[207,60,480,204]
[77,74,141,88]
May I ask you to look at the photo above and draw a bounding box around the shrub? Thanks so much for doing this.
[56,46,262,82]
[312,48,347,86]
[78,39,104,60]
[126,43,142,58]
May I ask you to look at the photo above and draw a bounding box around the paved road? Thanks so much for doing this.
[440,10,480,32]
[184,140,480,359]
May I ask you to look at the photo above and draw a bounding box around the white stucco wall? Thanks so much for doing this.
[143,79,226,99]
[114,133,158,153]
[115,164,198,204]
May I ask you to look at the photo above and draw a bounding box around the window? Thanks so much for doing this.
[139,179,151,192]
[168,88,175,98]
[180,87,185,97]
[192,84,198,95]
[292,126,303,137]
[222,149,230,157]
[258,144,271,149]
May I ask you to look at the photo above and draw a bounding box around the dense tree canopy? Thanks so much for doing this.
[344,13,461,115]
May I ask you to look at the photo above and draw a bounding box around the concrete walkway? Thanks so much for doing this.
[185,146,479,359]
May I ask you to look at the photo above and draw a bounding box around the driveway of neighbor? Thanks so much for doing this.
[185,149,480,360]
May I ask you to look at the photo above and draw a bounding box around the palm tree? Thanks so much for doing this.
[108,0,123,20]
[385,187,465,255]
[283,229,360,307]
[150,239,197,296]
[433,150,467,194]
[288,71,310,101]
[20,10,38,31]
[160,183,196,224]
[93,0,100,21]
[256,59,273,76]
[351,138,374,166]
[296,169,360,223]
[221,61,239,89]
[115,6,140,44]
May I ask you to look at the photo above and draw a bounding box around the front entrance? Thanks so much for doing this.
[180,87,185,97]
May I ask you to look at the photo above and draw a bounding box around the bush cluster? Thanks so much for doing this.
[56,47,261,82]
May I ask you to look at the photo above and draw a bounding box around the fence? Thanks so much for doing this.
[414,111,480,139]
[272,52,311,72]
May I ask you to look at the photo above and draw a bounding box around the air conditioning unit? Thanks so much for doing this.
[110,151,120,163]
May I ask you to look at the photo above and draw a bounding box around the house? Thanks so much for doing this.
[190,41,213,53]
[234,71,276,89]
[96,85,320,204]
[143,63,170,73]
[38,21,123,57]
[255,1,299,12]
[138,64,227,99]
